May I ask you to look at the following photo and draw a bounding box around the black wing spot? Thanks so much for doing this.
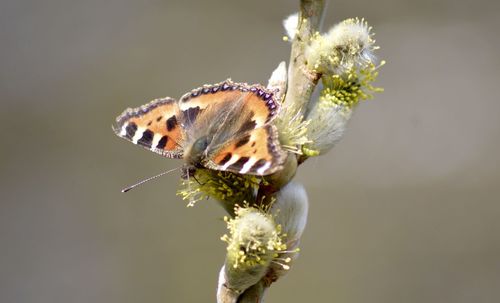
[125,122,138,140]
[137,129,154,148]
[238,120,256,134]
[166,116,178,131]
[218,153,232,166]
[156,116,163,122]
[183,107,201,126]
[250,159,267,172]
[229,157,250,171]
[235,135,251,148]
[156,136,168,149]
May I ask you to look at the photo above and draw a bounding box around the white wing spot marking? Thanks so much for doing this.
[239,158,258,174]
[256,162,271,175]
[132,127,146,144]
[151,133,162,151]
[221,155,240,171]
[120,123,128,137]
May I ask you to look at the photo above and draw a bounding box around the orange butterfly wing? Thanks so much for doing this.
[207,124,286,175]
[177,81,285,175]
[178,80,278,128]
[113,97,184,158]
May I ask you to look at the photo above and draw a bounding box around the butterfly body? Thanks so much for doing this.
[114,80,286,176]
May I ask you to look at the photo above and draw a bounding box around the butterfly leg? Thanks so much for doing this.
[181,165,207,186]
[191,173,206,186]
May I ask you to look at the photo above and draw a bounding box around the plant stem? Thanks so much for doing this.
[219,1,327,301]
[283,0,326,118]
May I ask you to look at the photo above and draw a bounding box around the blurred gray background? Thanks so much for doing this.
[1,0,499,302]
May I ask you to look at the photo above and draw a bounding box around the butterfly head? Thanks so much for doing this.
[180,165,197,180]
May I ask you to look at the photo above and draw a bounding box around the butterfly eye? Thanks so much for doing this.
[193,136,209,151]
[186,136,210,167]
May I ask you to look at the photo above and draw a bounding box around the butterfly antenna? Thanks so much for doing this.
[121,166,180,193]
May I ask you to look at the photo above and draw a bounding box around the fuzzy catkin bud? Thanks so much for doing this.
[267,61,287,102]
[282,13,299,41]
[303,102,351,156]
[221,207,286,293]
[177,168,263,214]
[303,62,383,156]
[304,18,376,75]
[267,181,308,280]
[271,181,308,244]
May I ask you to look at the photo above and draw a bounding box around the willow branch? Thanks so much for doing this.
[283,0,326,117]
[230,2,325,302]
[217,1,326,302]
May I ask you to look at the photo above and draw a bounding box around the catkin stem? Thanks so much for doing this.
[217,1,326,302]
[283,0,326,118]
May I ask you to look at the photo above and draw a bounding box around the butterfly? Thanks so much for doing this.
[113,80,287,176]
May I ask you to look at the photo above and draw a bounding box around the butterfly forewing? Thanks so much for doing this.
[114,97,184,158]
[178,80,279,127]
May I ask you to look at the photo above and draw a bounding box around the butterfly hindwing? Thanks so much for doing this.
[206,124,286,175]
[113,97,184,158]
[175,80,285,176]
